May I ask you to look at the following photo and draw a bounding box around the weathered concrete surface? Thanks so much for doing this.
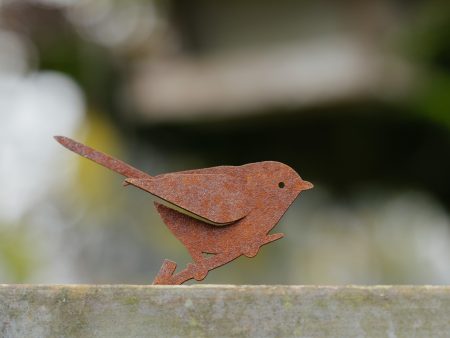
[0,285,449,338]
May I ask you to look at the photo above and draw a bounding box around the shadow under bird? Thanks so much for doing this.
[54,136,313,284]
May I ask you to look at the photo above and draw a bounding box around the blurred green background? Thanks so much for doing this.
[0,0,449,284]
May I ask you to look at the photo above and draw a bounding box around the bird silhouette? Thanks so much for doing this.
[55,136,313,284]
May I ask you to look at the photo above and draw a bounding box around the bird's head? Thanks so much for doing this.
[244,161,313,210]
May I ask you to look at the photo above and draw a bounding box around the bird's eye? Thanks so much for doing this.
[278,182,285,189]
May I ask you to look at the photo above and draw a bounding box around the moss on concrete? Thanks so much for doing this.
[0,285,449,337]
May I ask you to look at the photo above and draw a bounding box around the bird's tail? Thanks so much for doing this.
[54,136,150,179]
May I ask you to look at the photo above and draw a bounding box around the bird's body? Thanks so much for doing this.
[55,136,313,284]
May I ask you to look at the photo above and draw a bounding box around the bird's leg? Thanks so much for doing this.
[153,233,286,284]
[153,250,241,285]
[191,250,241,279]
[187,250,210,281]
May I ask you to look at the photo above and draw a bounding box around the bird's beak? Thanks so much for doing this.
[298,180,313,191]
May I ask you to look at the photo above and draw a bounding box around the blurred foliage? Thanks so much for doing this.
[411,72,450,129]
[75,112,122,204]
[402,2,450,129]
[0,226,36,282]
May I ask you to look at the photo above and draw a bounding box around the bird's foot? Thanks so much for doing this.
[188,263,209,281]
[153,259,178,285]
[263,233,284,244]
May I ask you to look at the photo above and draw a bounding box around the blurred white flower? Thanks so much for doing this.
[0,71,85,222]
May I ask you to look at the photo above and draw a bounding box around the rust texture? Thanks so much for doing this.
[55,136,313,285]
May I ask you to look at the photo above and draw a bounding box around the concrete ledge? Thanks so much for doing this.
[0,285,449,337]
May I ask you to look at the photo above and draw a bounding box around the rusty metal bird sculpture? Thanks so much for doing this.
[55,136,313,285]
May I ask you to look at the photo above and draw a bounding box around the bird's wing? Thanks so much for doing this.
[125,174,251,226]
